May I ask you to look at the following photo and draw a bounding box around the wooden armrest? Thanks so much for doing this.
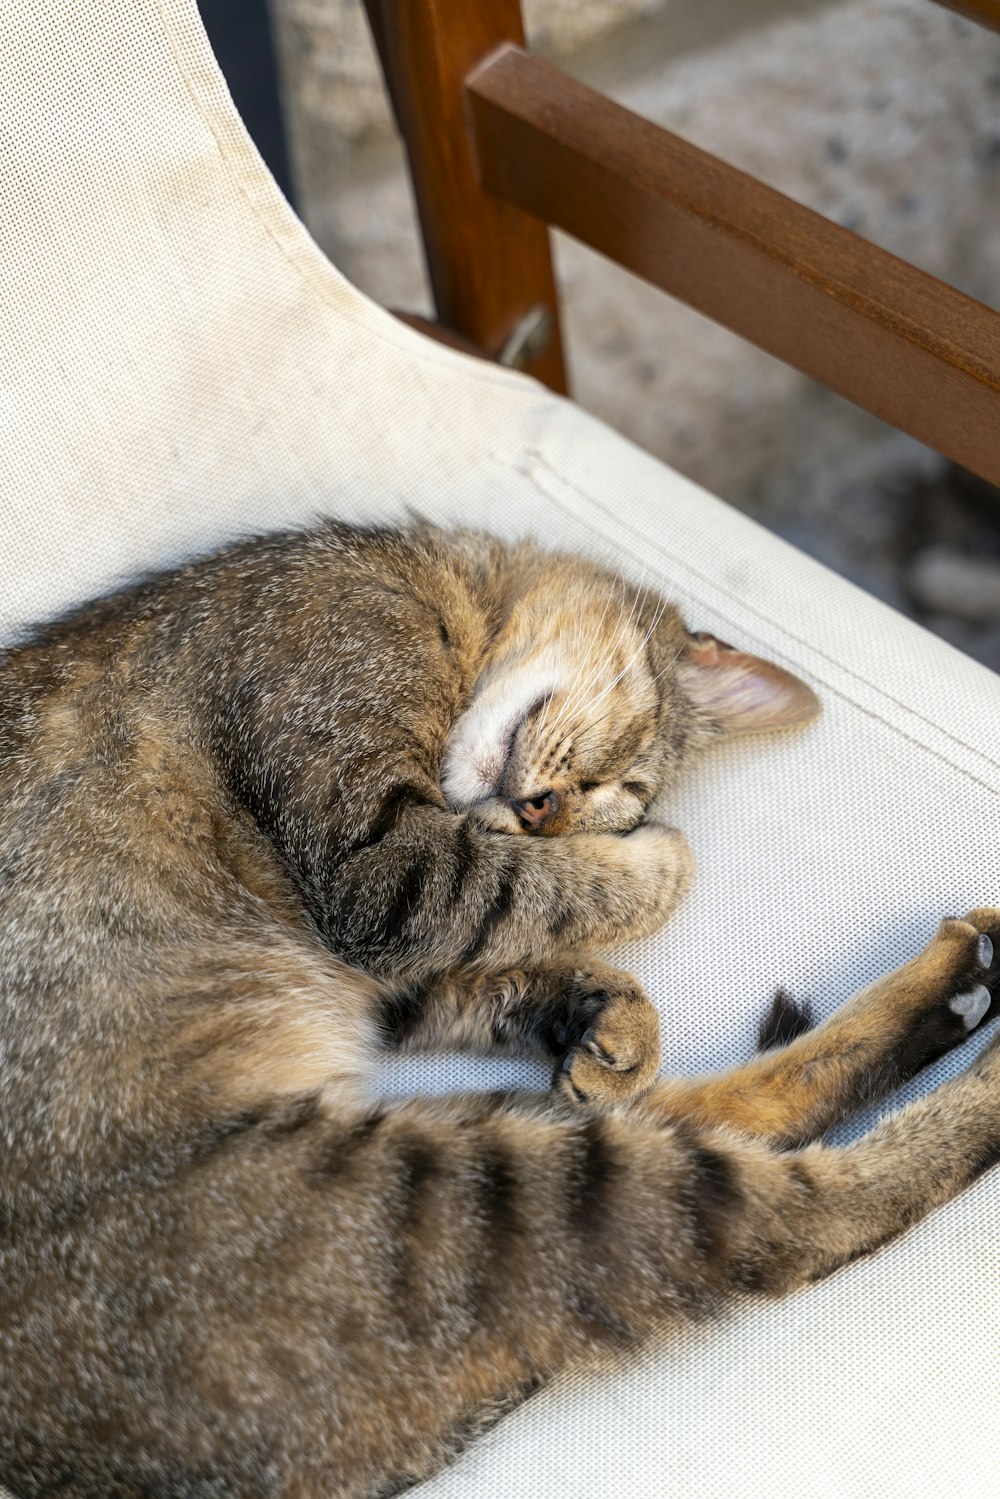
[467,46,1000,488]
[367,0,1000,486]
[932,0,1000,31]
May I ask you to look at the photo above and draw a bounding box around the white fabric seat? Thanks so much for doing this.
[3,3,1000,1495]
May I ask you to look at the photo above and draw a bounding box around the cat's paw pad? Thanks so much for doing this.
[552,973,660,1109]
[882,912,1000,1079]
[928,910,1000,1038]
[949,984,992,1031]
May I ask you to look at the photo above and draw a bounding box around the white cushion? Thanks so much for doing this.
[2,3,999,1496]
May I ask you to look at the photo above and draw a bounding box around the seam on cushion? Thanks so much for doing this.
[519,451,1000,791]
[152,0,549,398]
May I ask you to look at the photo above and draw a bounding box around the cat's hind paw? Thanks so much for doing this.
[552,971,660,1109]
[896,910,1000,1070]
[937,912,1000,1030]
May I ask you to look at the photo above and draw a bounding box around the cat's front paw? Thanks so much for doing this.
[552,969,661,1109]
[610,823,694,943]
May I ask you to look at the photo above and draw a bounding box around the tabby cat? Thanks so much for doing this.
[1,519,998,1499]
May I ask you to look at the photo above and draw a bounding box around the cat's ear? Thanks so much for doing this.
[678,631,820,736]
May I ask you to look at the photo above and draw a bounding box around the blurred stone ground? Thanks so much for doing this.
[269,0,1000,668]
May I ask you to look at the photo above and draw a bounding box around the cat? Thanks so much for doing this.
[1,517,998,1499]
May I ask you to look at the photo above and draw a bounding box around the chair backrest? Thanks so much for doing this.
[0,0,556,642]
[364,0,1000,487]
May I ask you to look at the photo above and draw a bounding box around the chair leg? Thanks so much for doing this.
[362,0,568,393]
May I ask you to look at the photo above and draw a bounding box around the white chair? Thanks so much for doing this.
[2,3,999,1494]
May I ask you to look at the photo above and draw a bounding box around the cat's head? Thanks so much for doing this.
[442,560,819,836]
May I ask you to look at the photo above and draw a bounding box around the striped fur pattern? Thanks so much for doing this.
[2,518,999,1498]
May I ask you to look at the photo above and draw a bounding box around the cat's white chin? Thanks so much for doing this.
[441,656,562,810]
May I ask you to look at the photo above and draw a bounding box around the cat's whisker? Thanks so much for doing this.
[536,582,626,743]
[534,578,602,739]
[650,642,687,686]
[552,625,681,758]
[538,578,669,764]
[563,580,646,720]
[580,592,672,724]
[552,635,617,735]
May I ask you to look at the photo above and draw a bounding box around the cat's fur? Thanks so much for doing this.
[1,519,999,1499]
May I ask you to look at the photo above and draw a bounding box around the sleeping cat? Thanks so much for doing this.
[1,518,998,1499]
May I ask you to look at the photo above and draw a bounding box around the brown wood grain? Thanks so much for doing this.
[930,0,1000,31]
[467,46,1000,487]
[391,311,491,361]
[362,0,567,392]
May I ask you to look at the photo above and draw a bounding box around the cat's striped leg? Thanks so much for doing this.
[644,908,1000,1147]
[27,1022,1000,1497]
[379,957,662,1103]
[256,1041,1000,1495]
[316,805,693,979]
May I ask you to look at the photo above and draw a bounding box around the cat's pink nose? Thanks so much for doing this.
[511,791,559,831]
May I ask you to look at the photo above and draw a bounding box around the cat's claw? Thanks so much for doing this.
[949,985,992,1031]
[978,933,994,970]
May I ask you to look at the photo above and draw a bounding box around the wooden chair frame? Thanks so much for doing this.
[364,0,1000,488]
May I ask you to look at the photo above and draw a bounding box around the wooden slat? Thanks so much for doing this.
[930,0,1000,32]
[362,0,567,392]
[467,46,1000,487]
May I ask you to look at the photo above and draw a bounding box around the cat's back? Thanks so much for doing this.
[0,517,492,791]
[0,522,503,1142]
